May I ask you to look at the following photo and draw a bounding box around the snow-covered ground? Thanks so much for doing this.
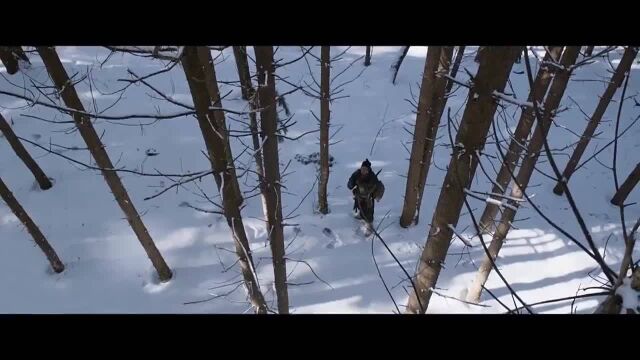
[0,46,638,313]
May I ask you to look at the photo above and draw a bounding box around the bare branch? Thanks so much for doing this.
[127,69,194,110]
[274,46,315,68]
[284,258,333,290]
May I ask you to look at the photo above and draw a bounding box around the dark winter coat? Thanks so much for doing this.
[347,168,385,201]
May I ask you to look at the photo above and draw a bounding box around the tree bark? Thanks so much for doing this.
[584,46,595,57]
[412,46,465,224]
[400,47,454,228]
[318,46,331,215]
[247,94,269,218]
[0,47,19,75]
[478,46,563,233]
[197,46,267,314]
[0,177,64,273]
[254,46,289,314]
[196,47,243,206]
[466,47,580,304]
[364,46,372,66]
[611,162,640,206]
[405,47,521,314]
[594,292,622,314]
[230,49,269,219]
[0,113,52,190]
[444,46,465,96]
[595,268,640,314]
[413,47,454,225]
[181,46,268,314]
[553,46,639,196]
[36,46,173,282]
[400,47,441,227]
[474,47,484,63]
[232,46,253,101]
[13,47,29,63]
[391,46,410,85]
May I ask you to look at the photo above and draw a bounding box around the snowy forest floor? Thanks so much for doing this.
[0,46,638,313]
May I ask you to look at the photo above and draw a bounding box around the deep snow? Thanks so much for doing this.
[0,46,638,313]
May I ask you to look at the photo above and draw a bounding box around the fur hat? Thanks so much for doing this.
[361,159,372,168]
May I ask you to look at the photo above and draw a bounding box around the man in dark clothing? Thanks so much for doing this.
[347,159,385,224]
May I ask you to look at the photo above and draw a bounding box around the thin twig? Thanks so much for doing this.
[284,258,333,290]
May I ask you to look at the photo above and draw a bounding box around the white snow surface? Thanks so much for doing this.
[615,278,639,313]
[0,46,639,313]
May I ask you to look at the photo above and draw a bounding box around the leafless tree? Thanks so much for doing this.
[0,46,28,75]
[478,46,563,233]
[36,46,173,282]
[0,113,52,190]
[475,46,484,63]
[400,47,454,228]
[232,46,253,101]
[584,46,595,57]
[197,48,243,201]
[228,47,270,218]
[595,66,639,312]
[0,177,64,273]
[391,46,410,85]
[405,46,521,314]
[296,47,366,215]
[317,46,331,214]
[365,46,372,66]
[611,162,640,206]
[466,47,581,303]
[247,94,269,218]
[445,46,465,96]
[103,46,183,62]
[181,46,268,313]
[254,46,289,313]
[553,47,639,195]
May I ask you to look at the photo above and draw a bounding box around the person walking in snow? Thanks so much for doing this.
[347,159,385,225]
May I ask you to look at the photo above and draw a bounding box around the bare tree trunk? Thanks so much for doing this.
[391,46,410,85]
[594,292,623,314]
[614,215,640,289]
[474,46,484,63]
[611,162,640,206]
[444,46,465,96]
[254,46,289,314]
[364,46,372,66]
[405,47,521,314]
[230,49,269,218]
[0,47,19,75]
[248,97,269,217]
[478,46,563,233]
[318,46,331,214]
[413,47,454,225]
[196,47,243,206]
[584,46,595,57]
[400,47,442,227]
[466,47,580,304]
[199,45,253,208]
[13,47,29,63]
[0,113,52,190]
[232,46,253,101]
[400,47,453,227]
[595,267,640,314]
[0,177,64,273]
[36,46,173,282]
[181,46,268,314]
[553,47,639,195]
[416,45,466,223]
